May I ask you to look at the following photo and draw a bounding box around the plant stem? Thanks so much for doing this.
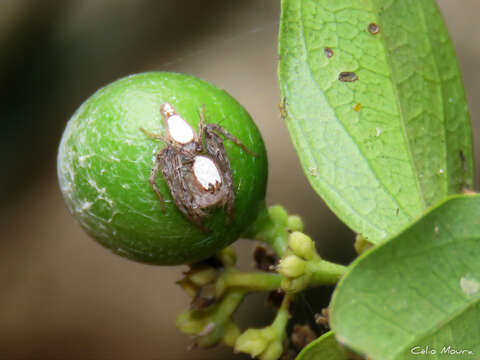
[215,290,246,321]
[198,289,246,347]
[217,271,282,296]
[271,292,291,330]
[307,259,348,286]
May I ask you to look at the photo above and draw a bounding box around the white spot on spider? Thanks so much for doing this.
[167,114,195,144]
[193,156,222,190]
[439,168,445,174]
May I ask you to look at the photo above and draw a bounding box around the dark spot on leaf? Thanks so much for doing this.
[339,72,358,82]
[459,150,467,171]
[395,208,399,216]
[368,22,380,35]
[354,103,362,112]
[324,47,333,58]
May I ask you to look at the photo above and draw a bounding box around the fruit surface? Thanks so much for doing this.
[57,72,267,265]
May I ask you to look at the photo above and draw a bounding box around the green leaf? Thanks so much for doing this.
[296,331,350,360]
[330,194,480,360]
[278,0,473,243]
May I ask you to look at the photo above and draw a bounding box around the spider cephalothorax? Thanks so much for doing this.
[141,103,255,231]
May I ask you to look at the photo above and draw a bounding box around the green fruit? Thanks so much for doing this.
[57,72,268,265]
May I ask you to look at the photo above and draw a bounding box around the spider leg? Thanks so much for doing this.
[204,123,257,156]
[224,188,235,223]
[196,105,206,141]
[179,161,210,232]
[175,186,210,233]
[140,127,167,142]
[201,130,236,223]
[185,208,209,233]
[149,150,166,212]
[173,191,208,231]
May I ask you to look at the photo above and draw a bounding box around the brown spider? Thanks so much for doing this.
[140,103,255,232]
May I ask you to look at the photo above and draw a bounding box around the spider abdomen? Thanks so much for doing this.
[192,155,222,191]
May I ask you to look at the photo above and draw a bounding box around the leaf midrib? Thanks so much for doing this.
[371,0,427,211]
[376,0,449,210]
[415,0,449,199]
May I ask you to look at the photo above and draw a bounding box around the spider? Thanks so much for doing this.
[140,103,255,232]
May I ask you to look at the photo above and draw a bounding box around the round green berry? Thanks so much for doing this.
[57,72,267,265]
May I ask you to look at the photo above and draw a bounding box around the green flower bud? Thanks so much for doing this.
[217,246,237,268]
[234,322,285,360]
[288,231,316,260]
[222,321,241,347]
[176,310,208,335]
[185,265,218,287]
[286,215,303,232]
[278,255,306,278]
[235,328,267,357]
[176,277,198,298]
[261,340,283,360]
[268,205,288,224]
[354,233,374,254]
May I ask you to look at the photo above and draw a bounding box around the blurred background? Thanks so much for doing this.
[0,1,478,359]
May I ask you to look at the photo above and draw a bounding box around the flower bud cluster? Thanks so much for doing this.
[277,232,320,293]
[234,294,290,360]
[176,247,242,347]
[234,326,284,360]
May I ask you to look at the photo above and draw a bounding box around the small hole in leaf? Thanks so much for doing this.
[339,72,358,82]
[324,47,333,58]
[368,23,380,35]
